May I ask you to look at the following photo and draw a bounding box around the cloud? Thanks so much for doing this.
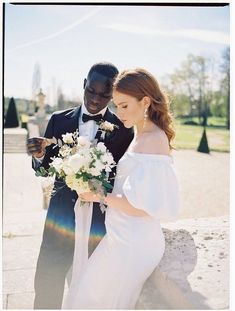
[7,7,102,52]
[102,23,229,45]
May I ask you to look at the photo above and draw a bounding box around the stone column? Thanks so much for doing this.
[35,89,47,136]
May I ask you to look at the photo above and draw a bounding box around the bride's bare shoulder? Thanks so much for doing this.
[136,128,170,155]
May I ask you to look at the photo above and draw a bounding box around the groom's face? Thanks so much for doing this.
[83,71,113,114]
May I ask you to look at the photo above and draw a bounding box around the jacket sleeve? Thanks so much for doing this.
[32,113,59,171]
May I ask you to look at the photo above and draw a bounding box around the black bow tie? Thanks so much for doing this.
[82,113,103,123]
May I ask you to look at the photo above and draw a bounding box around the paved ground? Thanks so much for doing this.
[173,150,229,218]
[2,150,230,309]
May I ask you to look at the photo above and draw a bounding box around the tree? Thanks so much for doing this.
[197,128,210,154]
[4,97,19,128]
[167,54,216,124]
[190,55,217,126]
[164,63,197,118]
[220,47,230,129]
[210,91,227,118]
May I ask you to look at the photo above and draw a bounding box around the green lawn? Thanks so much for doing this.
[181,116,227,127]
[173,119,230,152]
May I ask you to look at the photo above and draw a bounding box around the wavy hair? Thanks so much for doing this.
[113,68,175,149]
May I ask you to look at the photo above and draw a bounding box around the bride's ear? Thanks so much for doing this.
[142,96,151,109]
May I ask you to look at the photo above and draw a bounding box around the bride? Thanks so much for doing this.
[63,68,180,309]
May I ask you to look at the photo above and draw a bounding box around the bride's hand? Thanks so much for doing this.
[79,192,101,203]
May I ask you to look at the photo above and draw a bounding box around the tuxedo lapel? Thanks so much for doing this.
[62,106,81,135]
[103,108,117,125]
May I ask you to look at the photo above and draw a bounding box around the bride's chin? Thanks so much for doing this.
[120,120,132,128]
[124,123,132,129]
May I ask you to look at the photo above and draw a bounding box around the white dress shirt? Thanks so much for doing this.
[79,104,107,141]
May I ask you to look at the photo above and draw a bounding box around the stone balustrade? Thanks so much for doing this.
[137,216,229,310]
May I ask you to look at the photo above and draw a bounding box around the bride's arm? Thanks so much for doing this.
[105,193,149,217]
[79,192,148,217]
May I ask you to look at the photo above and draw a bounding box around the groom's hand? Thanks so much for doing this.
[27,137,47,158]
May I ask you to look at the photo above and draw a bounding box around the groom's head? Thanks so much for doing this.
[83,62,119,114]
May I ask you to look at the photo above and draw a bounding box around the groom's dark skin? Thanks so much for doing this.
[27,71,114,157]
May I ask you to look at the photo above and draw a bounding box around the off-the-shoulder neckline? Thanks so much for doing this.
[126,151,173,160]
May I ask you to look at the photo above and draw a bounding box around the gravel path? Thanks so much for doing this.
[172,150,229,218]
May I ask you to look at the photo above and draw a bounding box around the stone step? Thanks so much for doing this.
[4,146,27,152]
[4,141,27,145]
[4,140,27,145]
[4,149,27,153]
[4,138,27,144]
[4,128,28,153]
[4,141,27,149]
[4,135,27,141]
[4,147,27,151]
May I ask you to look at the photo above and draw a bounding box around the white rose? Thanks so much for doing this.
[101,153,114,166]
[97,159,106,169]
[50,157,63,173]
[100,121,114,131]
[88,167,101,177]
[76,149,93,173]
[77,136,91,149]
[96,142,106,153]
[68,154,87,173]
[59,145,71,158]
[79,148,92,160]
[62,159,74,175]
[65,174,90,194]
[62,133,74,144]
[88,164,102,176]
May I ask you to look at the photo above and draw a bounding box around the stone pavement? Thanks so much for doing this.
[2,150,230,309]
[3,153,45,309]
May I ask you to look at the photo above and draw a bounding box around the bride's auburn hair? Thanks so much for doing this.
[113,68,175,149]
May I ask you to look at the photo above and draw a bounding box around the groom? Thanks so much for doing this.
[27,62,134,309]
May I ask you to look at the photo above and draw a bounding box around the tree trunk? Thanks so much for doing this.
[226,92,230,130]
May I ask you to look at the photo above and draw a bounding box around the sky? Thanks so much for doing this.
[4,3,230,105]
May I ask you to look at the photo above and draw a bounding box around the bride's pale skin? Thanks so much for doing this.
[79,91,170,217]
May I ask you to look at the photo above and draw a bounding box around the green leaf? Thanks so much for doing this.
[35,166,49,177]
[35,171,43,177]
[40,166,47,174]
[48,166,56,175]
[103,180,113,190]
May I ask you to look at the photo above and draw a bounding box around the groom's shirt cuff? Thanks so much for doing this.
[32,155,45,169]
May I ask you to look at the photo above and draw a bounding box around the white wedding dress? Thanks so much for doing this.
[63,152,179,309]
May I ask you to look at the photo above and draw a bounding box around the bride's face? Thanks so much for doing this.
[113,90,146,128]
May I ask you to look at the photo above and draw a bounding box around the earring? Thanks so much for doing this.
[144,108,148,121]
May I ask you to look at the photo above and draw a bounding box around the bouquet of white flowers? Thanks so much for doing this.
[36,130,116,211]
